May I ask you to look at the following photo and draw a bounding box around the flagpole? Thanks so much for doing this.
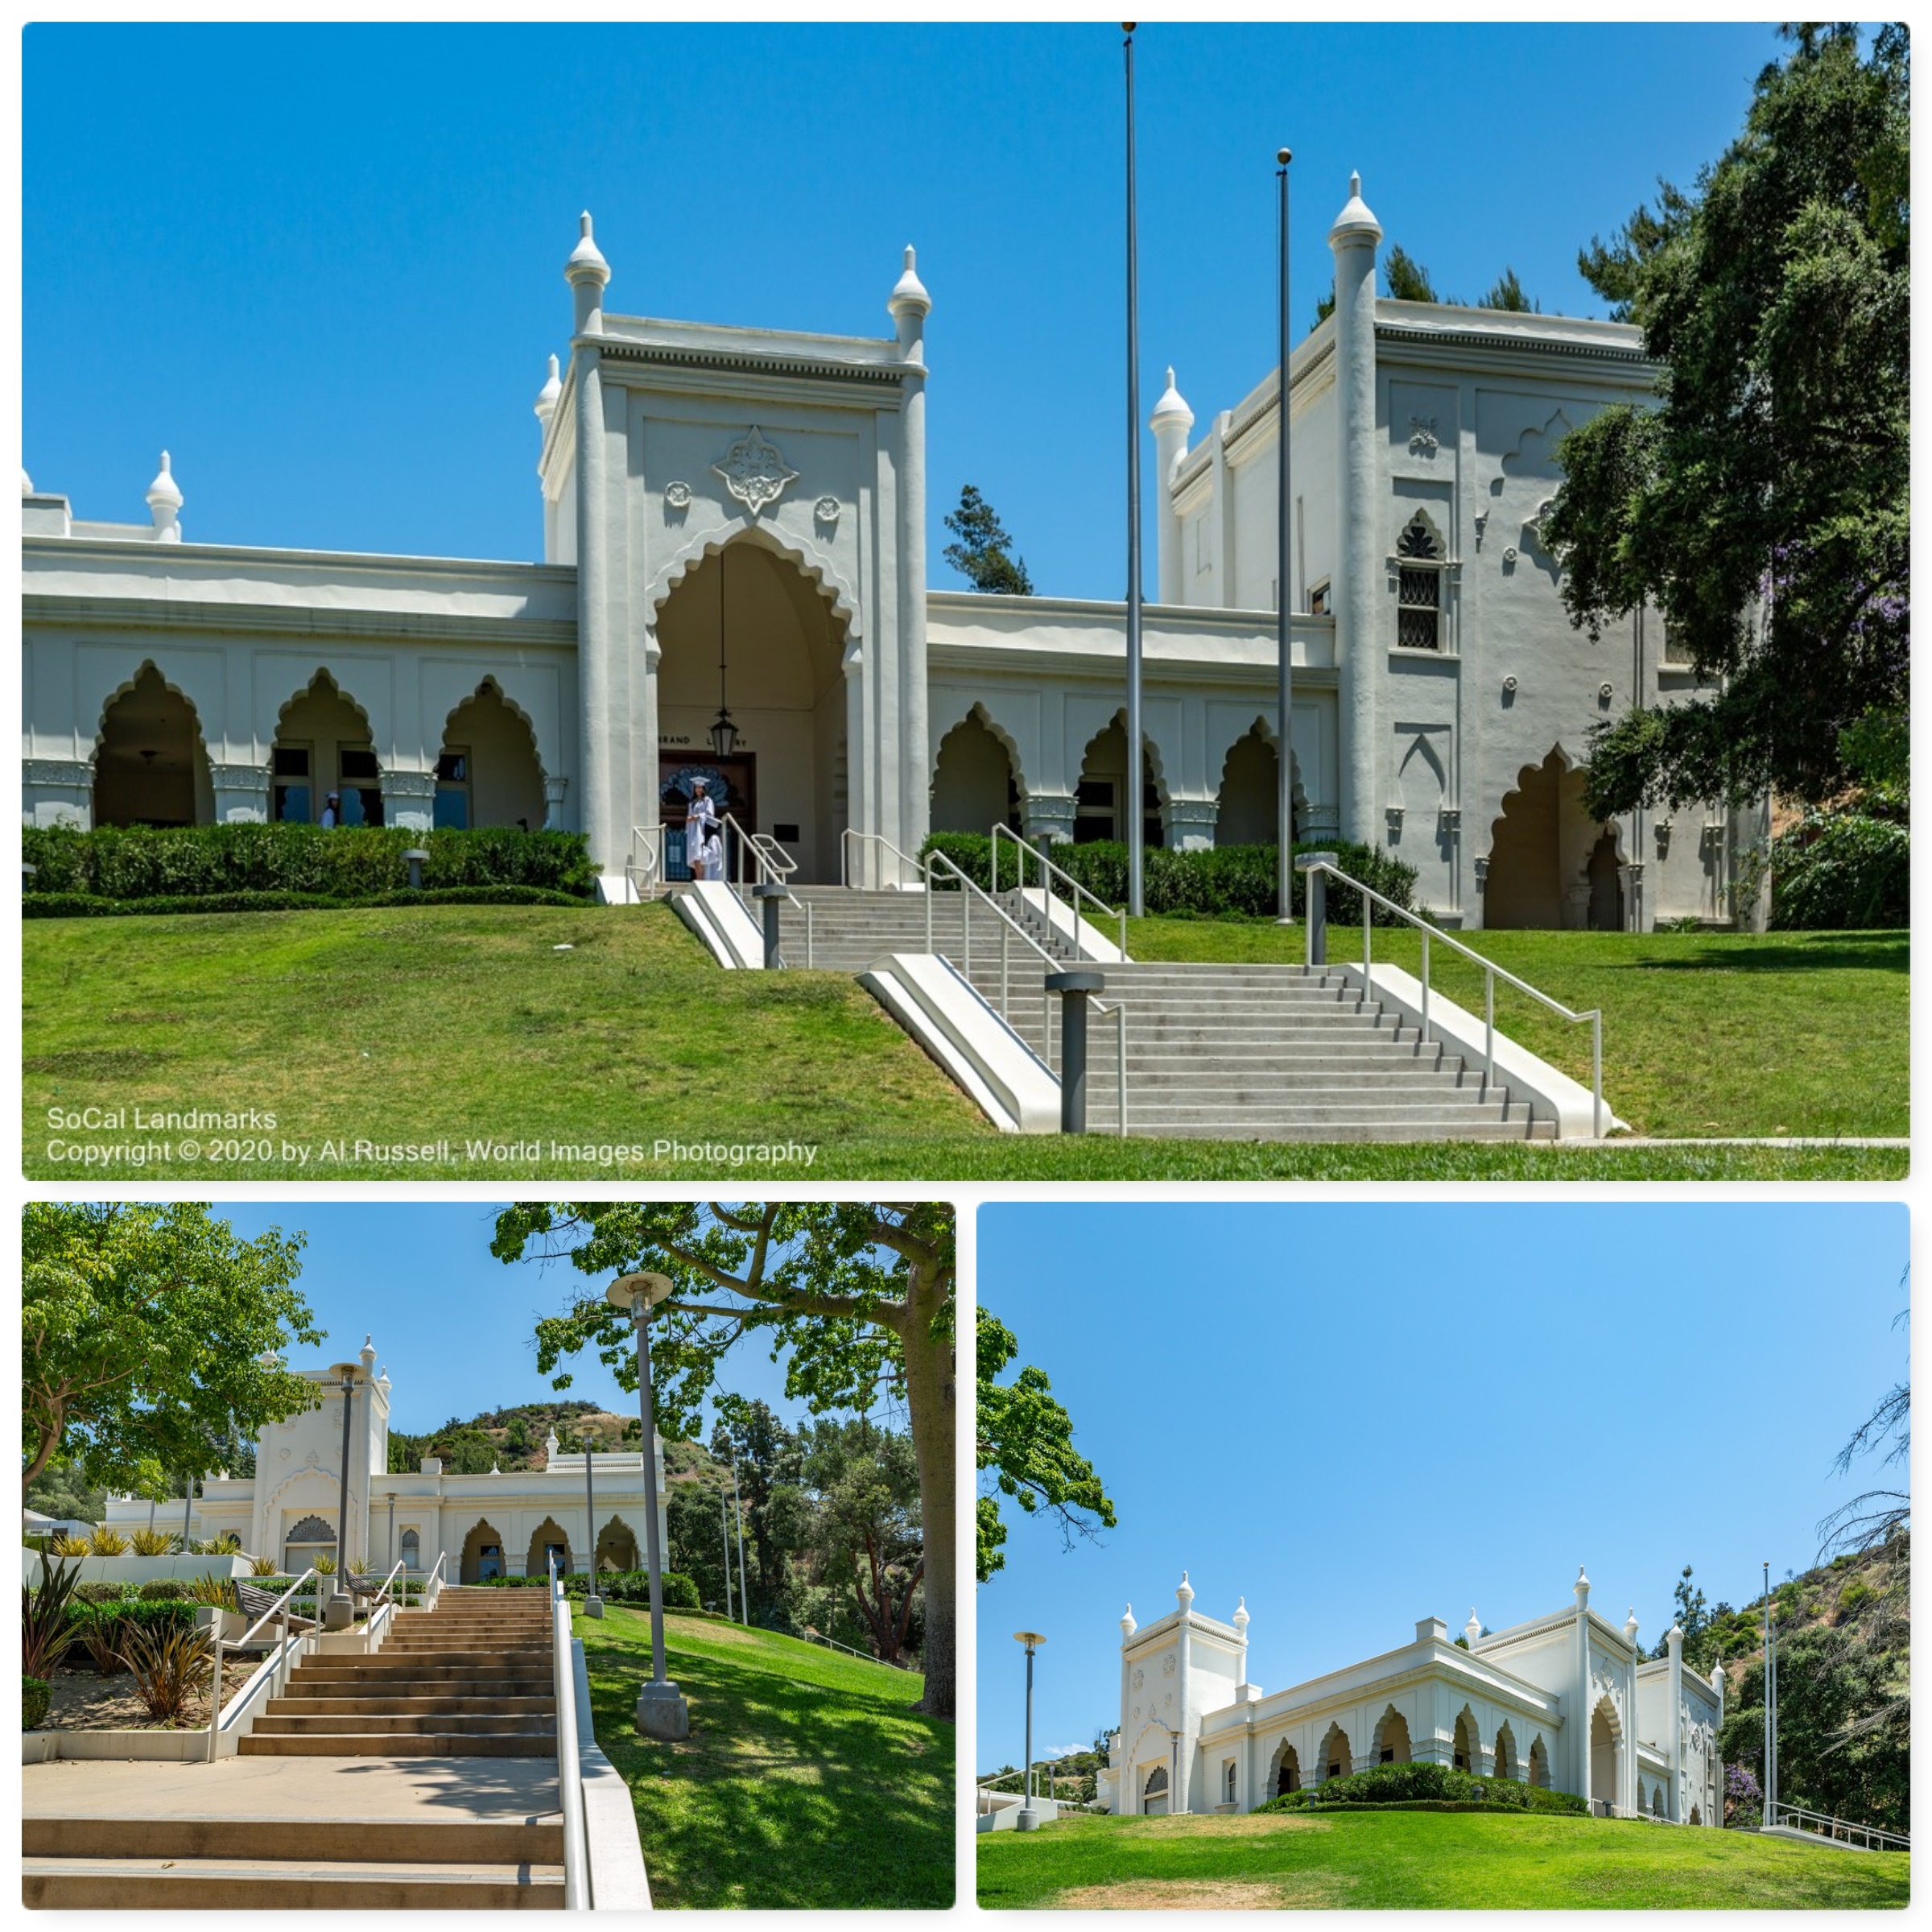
[1276,145,1296,924]
[1123,22,1145,919]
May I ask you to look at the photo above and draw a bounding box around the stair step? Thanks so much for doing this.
[272,1695,557,1715]
[22,1856,565,1910]
[25,1815,565,1865]
[252,1713,557,1736]
[239,1732,555,1757]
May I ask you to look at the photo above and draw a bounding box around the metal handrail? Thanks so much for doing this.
[1765,1802,1909,1852]
[207,1564,318,1761]
[550,1550,588,1910]
[841,826,926,891]
[626,824,666,902]
[799,1625,923,1673]
[989,824,1129,961]
[1301,858,1606,1138]
[419,1547,448,1615]
[714,811,812,964]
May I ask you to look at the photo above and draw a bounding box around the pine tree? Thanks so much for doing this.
[943,485,1034,596]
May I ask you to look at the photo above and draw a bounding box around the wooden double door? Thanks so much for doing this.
[659,754,758,881]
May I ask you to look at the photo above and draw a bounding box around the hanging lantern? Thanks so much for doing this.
[709,547,737,759]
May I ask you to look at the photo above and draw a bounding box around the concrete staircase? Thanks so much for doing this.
[244,1585,557,1757]
[23,1587,567,1909]
[780,886,1552,1140]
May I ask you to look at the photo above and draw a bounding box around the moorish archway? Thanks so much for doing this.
[930,708,1022,836]
[438,680,546,830]
[460,1518,506,1584]
[93,663,213,828]
[273,672,383,826]
[1484,748,1625,930]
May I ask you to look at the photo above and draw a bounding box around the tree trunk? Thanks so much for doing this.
[896,1261,956,1721]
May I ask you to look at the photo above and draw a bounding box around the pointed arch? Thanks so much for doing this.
[1317,1721,1352,1783]
[931,704,1023,835]
[1141,1763,1170,1816]
[1484,747,1629,931]
[1373,1706,1413,1765]
[646,518,861,642]
[91,661,214,828]
[1451,1704,1482,1773]
[459,1517,506,1584]
[1590,1695,1624,1810]
[1215,718,1308,847]
[272,671,383,827]
[1076,711,1168,848]
[1528,1735,1550,1790]
[439,678,547,830]
[1268,1738,1302,1798]
[594,1514,638,1575]
[525,1515,572,1579]
[1492,1720,1517,1782]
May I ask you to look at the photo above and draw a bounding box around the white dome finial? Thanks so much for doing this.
[146,451,183,542]
[1120,1601,1137,1637]
[1465,1607,1482,1645]
[1176,1570,1195,1609]
[889,242,931,320]
[566,210,610,283]
[535,353,562,427]
[1232,1596,1250,1630]
[1328,170,1382,249]
[1150,365,1193,431]
[22,466,33,496]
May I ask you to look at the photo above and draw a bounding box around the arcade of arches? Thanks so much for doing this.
[655,542,848,881]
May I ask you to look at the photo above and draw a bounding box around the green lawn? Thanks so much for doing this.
[19,904,1906,1179]
[577,1604,952,1909]
[1113,919,1909,1141]
[977,1808,1909,1910]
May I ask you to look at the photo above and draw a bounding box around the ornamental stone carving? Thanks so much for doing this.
[23,758,93,787]
[1162,1653,1177,1676]
[663,481,693,510]
[712,427,799,517]
[1408,416,1439,456]
[814,495,840,526]
[1132,1667,1145,1691]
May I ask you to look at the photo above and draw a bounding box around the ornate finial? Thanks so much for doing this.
[1466,1608,1482,1644]
[1351,170,1360,196]
[566,210,609,284]
[1232,1596,1249,1629]
[1121,1601,1137,1637]
[535,353,562,425]
[889,243,931,318]
[1176,1570,1195,1608]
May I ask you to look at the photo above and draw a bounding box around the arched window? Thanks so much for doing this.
[1396,514,1446,651]
[399,1528,421,1571]
[1142,1765,1170,1817]
[1224,1761,1237,1805]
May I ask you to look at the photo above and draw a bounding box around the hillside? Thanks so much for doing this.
[577,1602,952,1909]
[977,1809,1908,1910]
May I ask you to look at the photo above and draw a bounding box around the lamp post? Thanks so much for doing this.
[1275,143,1296,925]
[325,1364,357,1629]
[582,1426,604,1619]
[1014,1630,1046,1831]
[720,1490,735,1621]
[730,1455,749,1626]
[1122,21,1145,919]
[606,1272,689,1740]
[1762,1560,1777,1821]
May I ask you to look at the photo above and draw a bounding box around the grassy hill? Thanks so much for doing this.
[21,902,1905,1178]
[576,1601,951,1909]
[977,1808,1908,1910]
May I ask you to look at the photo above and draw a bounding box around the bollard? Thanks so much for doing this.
[1294,850,1337,968]
[402,848,430,892]
[1046,969,1105,1133]
[753,882,787,968]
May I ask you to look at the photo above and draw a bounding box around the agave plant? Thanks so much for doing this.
[47,1531,89,1557]
[249,1553,280,1577]
[22,1553,84,1678]
[128,1528,175,1556]
[116,1621,215,1726]
[314,1554,336,1576]
[86,1526,132,1556]
[185,1574,240,1612]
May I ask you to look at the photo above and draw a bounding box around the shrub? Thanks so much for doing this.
[75,1604,130,1676]
[22,823,597,903]
[249,1553,281,1577]
[476,1567,700,1608]
[138,1579,194,1601]
[185,1574,240,1611]
[72,1581,134,1606]
[1770,811,1909,928]
[116,1621,214,1725]
[22,1554,85,1678]
[23,884,588,919]
[919,834,1419,929]
[1257,1762,1585,1816]
[23,1674,52,1731]
[47,1532,90,1556]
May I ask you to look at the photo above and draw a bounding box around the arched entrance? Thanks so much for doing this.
[93,663,212,828]
[1076,718,1164,848]
[1529,1736,1550,1789]
[1215,724,1300,848]
[1141,1765,1170,1816]
[1590,1699,1622,1810]
[1492,1724,1517,1781]
[1451,1709,1480,1772]
[656,541,848,881]
[1270,1742,1301,1798]
[1375,1709,1413,1765]
[931,709,1021,836]
[525,1517,572,1579]
[274,673,382,826]
[595,1516,638,1575]
[438,681,545,830]
[1485,749,1624,930]
[1318,1724,1352,1783]
[460,1518,506,1584]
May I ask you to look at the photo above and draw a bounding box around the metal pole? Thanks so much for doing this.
[731,1459,749,1626]
[720,1492,734,1621]
[637,1322,668,1683]
[328,1368,354,1625]
[1762,1561,1773,1818]
[1276,145,1295,924]
[1124,21,1146,920]
[182,1476,192,1550]
[1023,1642,1037,1820]
[584,1427,602,1616]
[387,1492,394,1573]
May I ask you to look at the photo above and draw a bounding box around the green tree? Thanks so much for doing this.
[1482,266,1539,312]
[22,1203,323,1500]
[801,1416,925,1668]
[976,1307,1115,1583]
[493,1202,957,1719]
[23,1455,105,1528]
[943,485,1034,596]
[1545,25,1909,815]
[1383,246,1441,303]
[709,1394,805,1625]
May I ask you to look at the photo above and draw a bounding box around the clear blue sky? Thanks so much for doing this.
[976,1202,1909,1772]
[24,21,1775,594]
[209,1200,810,1443]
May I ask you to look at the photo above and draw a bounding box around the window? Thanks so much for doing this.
[399,1528,420,1571]
[1396,514,1446,650]
[1309,580,1331,617]
[1075,777,1115,844]
[435,749,471,830]
[272,744,312,824]
[1224,1761,1237,1803]
[338,747,383,827]
[1381,1748,1396,1765]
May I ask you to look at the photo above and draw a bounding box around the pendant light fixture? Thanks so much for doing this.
[708,547,739,758]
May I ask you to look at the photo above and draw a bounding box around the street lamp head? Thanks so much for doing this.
[1013,1630,1047,1649]
[256,1351,282,1370]
[1278,147,1292,166]
[608,1270,675,1315]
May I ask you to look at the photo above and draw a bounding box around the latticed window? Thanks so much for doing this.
[1396,515,1445,650]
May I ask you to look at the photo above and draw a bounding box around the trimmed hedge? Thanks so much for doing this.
[23,1674,51,1730]
[473,1567,700,1609]
[25,885,586,919]
[64,1599,196,1640]
[22,823,597,902]
[1257,1762,1586,1815]
[920,834,1421,929]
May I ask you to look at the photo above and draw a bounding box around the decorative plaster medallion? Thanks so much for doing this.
[813,494,840,526]
[663,481,693,510]
[1162,1653,1177,1677]
[1408,416,1439,456]
[279,1447,291,1461]
[712,427,798,516]
[304,1450,319,1467]
[1132,1667,1145,1691]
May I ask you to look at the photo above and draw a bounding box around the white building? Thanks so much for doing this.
[23,176,1765,929]
[101,1337,669,1586]
[1097,1569,1724,1827]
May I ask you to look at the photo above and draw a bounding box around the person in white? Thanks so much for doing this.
[320,791,341,829]
[686,778,722,881]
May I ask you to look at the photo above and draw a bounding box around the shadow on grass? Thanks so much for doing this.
[580,1613,952,1909]
[1628,936,1909,975]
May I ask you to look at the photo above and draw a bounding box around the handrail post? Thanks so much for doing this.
[1362,892,1372,1010]
[1420,928,1430,1055]
[925,857,934,954]
[1001,921,1009,1018]
[1117,1004,1127,1138]
[553,1552,588,1910]
[1484,970,1495,1095]
[1592,1016,1604,1138]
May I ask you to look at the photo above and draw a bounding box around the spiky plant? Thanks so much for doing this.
[77,1604,128,1677]
[22,1554,84,1678]
[47,1532,89,1557]
[128,1528,175,1556]
[249,1553,280,1577]
[314,1554,336,1575]
[86,1526,131,1556]
[185,1574,239,1612]
[115,1622,215,1726]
